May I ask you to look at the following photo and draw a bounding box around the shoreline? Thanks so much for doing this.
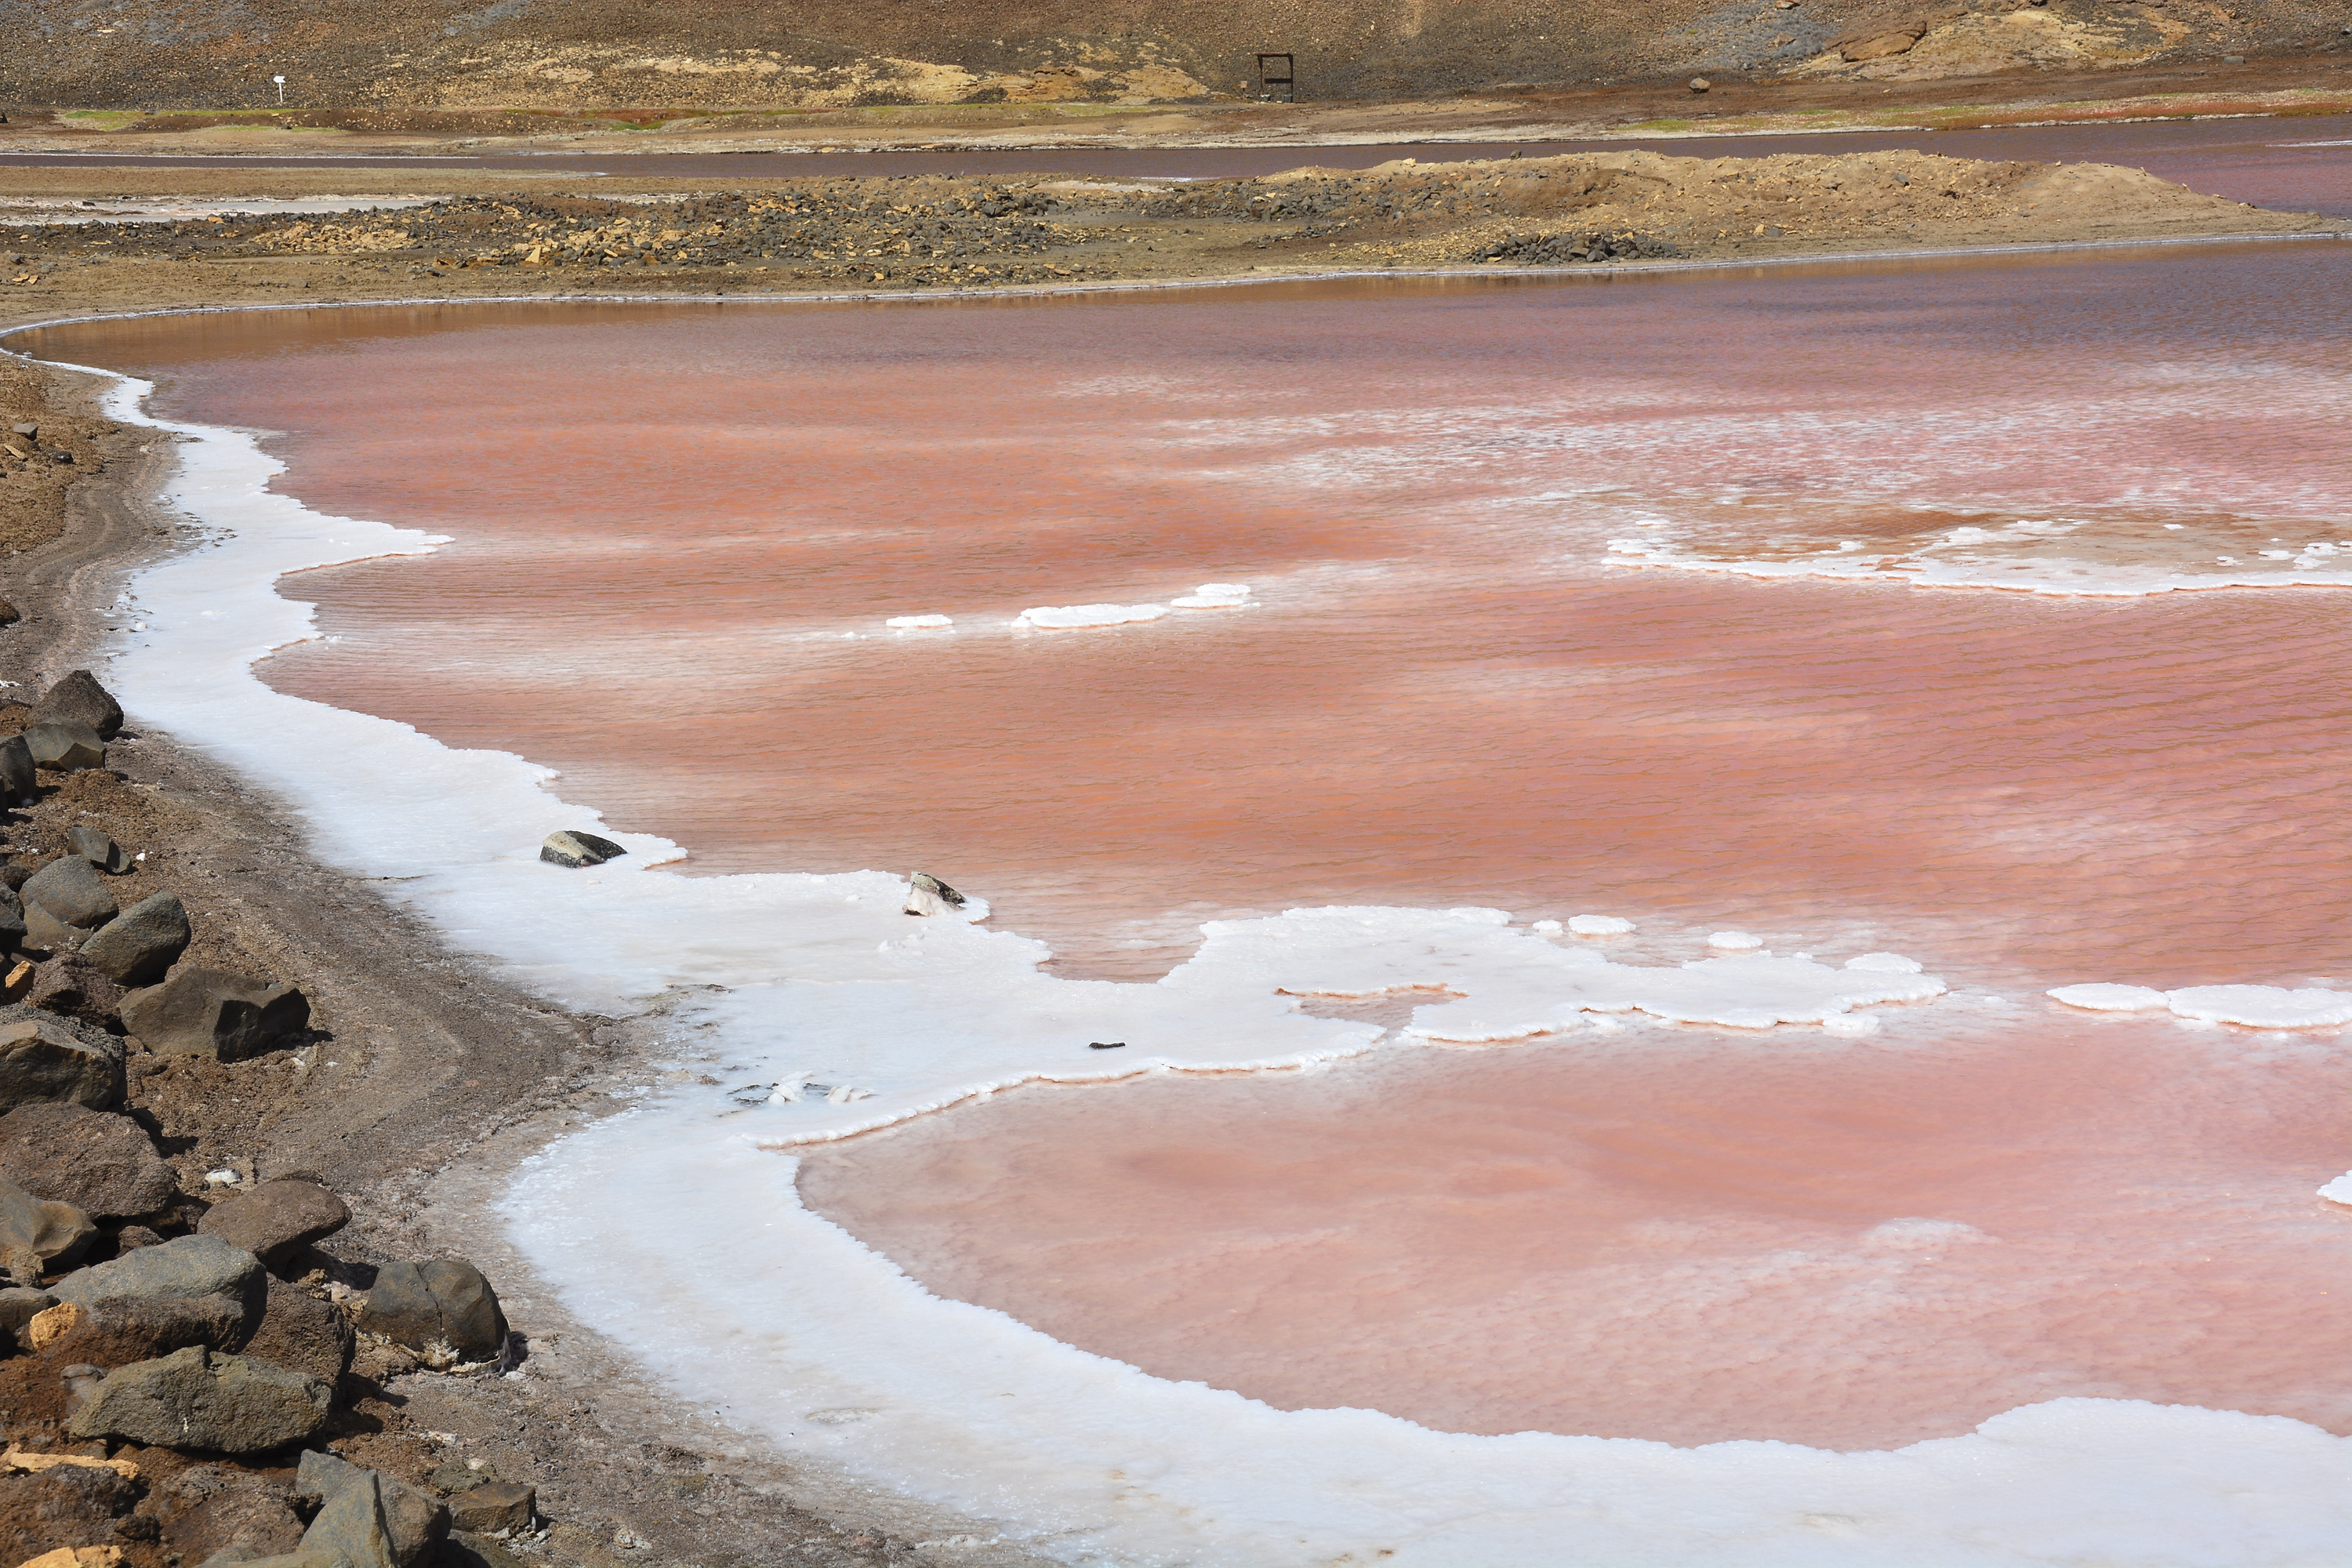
[0,354,1034,1563]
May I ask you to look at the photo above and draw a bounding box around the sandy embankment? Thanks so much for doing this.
[0,142,2339,1566]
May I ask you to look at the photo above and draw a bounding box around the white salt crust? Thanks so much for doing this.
[1567,914,1635,936]
[883,614,952,630]
[1171,582,1252,609]
[2049,982,2352,1029]
[66,358,2351,1568]
[1012,601,1167,629]
[2319,1172,2352,1207]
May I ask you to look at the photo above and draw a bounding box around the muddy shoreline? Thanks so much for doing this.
[0,356,1056,1564]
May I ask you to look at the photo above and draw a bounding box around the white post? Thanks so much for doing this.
[272,74,286,107]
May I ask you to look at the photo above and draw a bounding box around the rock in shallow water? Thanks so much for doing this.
[539,829,624,869]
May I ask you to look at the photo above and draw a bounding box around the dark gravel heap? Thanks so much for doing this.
[1468,230,1686,265]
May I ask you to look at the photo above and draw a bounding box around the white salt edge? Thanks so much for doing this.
[1846,952,1922,974]
[1013,601,1167,629]
[2052,980,2352,1028]
[72,356,2350,1568]
[883,614,951,629]
[1172,581,1251,609]
[2318,1172,2352,1206]
[1706,930,1764,951]
[1566,914,1634,936]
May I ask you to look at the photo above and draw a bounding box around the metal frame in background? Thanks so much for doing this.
[1256,53,1295,102]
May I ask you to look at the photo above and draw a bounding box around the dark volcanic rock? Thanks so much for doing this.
[32,670,125,740]
[0,1007,125,1111]
[24,952,125,1033]
[54,1232,264,1313]
[119,965,310,1061]
[296,1450,448,1567]
[0,1102,176,1217]
[23,719,106,773]
[66,1344,333,1453]
[240,1274,355,1384]
[82,891,191,987]
[539,829,625,868]
[299,1467,402,1568]
[357,1258,507,1363]
[20,855,118,930]
[67,823,130,874]
[0,1458,143,1563]
[0,735,30,805]
[199,1178,349,1267]
[0,885,22,951]
[37,1289,252,1369]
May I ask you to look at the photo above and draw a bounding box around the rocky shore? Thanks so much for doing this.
[0,371,1036,1568]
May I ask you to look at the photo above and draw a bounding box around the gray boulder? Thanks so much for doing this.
[21,855,118,930]
[20,901,87,957]
[0,1102,176,1218]
[0,884,22,950]
[447,1481,535,1535]
[33,670,125,740]
[0,1172,96,1279]
[83,891,191,986]
[67,824,130,874]
[31,1289,251,1369]
[296,1450,449,1567]
[357,1258,507,1363]
[241,1274,355,1384]
[0,1283,56,1341]
[66,1344,333,1453]
[121,965,310,1061]
[54,1231,264,1312]
[299,1467,403,1568]
[0,1007,125,1110]
[539,829,625,869]
[0,734,32,805]
[200,1178,349,1267]
[23,718,105,772]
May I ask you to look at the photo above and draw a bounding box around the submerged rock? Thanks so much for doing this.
[66,1344,332,1454]
[119,966,309,1060]
[539,829,625,869]
[23,720,105,774]
[32,671,125,741]
[82,891,191,987]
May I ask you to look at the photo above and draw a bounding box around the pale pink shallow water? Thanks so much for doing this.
[27,241,2351,1449]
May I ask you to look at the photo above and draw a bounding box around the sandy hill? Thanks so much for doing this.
[5,0,2348,111]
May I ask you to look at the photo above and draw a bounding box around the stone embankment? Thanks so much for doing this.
[0,672,537,1568]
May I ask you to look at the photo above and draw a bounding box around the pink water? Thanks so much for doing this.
[28,241,2351,1450]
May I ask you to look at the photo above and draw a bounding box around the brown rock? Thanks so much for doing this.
[22,956,124,1036]
[0,1173,96,1280]
[21,720,105,775]
[34,1290,249,1369]
[118,967,309,1062]
[198,1180,348,1269]
[0,1103,175,1218]
[31,673,125,742]
[0,1009,125,1112]
[0,1461,141,1564]
[446,1481,535,1535]
[238,1276,354,1383]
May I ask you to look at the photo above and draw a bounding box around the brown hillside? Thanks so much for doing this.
[4,0,2348,111]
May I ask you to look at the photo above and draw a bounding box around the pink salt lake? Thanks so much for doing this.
[34,240,2350,1450]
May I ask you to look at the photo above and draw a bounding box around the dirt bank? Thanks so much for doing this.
[0,144,2339,320]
